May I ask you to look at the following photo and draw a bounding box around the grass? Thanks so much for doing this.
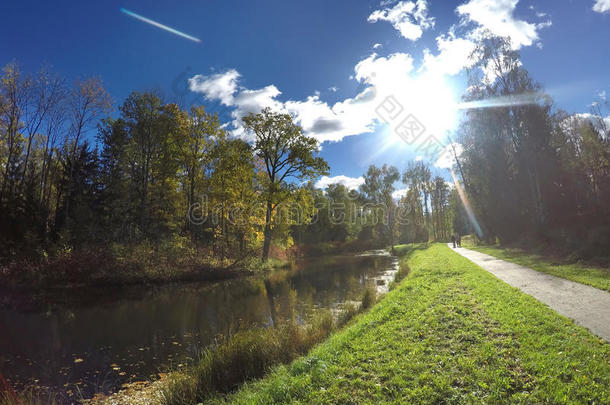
[160,288,377,405]
[0,388,60,405]
[203,243,609,404]
[461,237,610,292]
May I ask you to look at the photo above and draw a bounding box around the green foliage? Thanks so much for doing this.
[243,107,329,261]
[390,262,410,287]
[217,244,610,404]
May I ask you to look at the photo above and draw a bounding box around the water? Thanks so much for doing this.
[0,251,397,400]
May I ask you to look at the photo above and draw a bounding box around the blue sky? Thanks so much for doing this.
[2,0,609,194]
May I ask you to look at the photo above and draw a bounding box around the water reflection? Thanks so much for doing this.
[0,251,397,399]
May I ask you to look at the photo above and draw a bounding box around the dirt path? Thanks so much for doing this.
[448,244,610,342]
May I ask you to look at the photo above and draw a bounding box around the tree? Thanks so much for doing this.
[361,164,399,249]
[402,161,431,242]
[208,137,257,262]
[430,176,450,241]
[243,108,328,261]
[460,34,556,242]
[98,118,130,240]
[182,106,222,236]
[62,77,111,223]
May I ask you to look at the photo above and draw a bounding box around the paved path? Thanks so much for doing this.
[448,244,610,342]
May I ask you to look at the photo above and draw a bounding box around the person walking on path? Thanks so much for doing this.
[456,234,462,248]
[451,234,456,248]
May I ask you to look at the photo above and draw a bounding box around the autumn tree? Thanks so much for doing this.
[243,108,328,261]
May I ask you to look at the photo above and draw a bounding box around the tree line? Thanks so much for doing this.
[0,61,467,268]
[456,36,610,259]
[0,64,330,264]
[1,34,608,271]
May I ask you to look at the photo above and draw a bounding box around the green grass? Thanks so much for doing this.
[206,243,609,404]
[461,239,610,292]
[161,289,376,405]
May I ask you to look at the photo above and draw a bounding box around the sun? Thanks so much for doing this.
[411,73,460,137]
[378,72,460,151]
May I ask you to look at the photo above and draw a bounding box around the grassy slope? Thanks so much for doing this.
[210,244,609,404]
[461,240,610,292]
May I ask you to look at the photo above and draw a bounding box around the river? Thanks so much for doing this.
[0,250,397,400]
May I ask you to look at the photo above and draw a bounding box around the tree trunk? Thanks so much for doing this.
[264,279,277,326]
[262,200,273,262]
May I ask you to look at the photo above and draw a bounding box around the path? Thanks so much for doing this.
[449,244,610,342]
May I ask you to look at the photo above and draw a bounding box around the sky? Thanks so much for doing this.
[2,0,609,195]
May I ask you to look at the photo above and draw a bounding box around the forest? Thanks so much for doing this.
[1,35,609,289]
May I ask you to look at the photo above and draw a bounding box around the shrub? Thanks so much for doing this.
[337,302,359,326]
[360,286,376,310]
[162,312,336,405]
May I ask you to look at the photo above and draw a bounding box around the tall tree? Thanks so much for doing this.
[361,164,399,249]
[62,77,111,223]
[243,108,328,261]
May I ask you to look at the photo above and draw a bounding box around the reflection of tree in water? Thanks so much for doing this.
[0,252,397,397]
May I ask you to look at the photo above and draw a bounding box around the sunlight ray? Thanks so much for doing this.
[449,168,483,239]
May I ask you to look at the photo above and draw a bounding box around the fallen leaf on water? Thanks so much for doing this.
[74,358,84,363]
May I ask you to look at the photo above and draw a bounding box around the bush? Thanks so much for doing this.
[162,311,336,405]
[360,286,376,310]
[337,302,359,326]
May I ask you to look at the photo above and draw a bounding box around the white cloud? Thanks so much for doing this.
[188,0,555,148]
[284,92,377,143]
[392,187,409,200]
[188,51,429,144]
[315,175,365,190]
[354,52,415,82]
[569,113,610,134]
[593,0,610,13]
[368,0,435,41]
[480,52,523,84]
[188,69,240,105]
[457,0,551,49]
[422,32,477,76]
[373,43,382,49]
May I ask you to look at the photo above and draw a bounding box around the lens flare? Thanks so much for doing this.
[456,92,543,110]
[120,8,201,43]
[449,168,483,239]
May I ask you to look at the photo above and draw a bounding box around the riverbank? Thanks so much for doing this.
[0,240,380,293]
[207,243,609,404]
[461,237,610,291]
[0,245,290,292]
[1,250,397,404]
